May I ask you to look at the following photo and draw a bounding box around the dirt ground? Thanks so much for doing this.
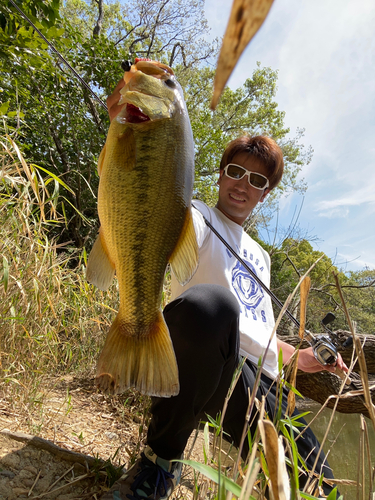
[0,376,220,500]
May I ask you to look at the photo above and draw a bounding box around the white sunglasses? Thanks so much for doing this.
[223,164,269,190]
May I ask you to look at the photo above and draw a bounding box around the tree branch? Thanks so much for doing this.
[169,42,187,67]
[93,0,104,37]
[317,280,375,291]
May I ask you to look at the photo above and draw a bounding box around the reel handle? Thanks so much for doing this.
[335,367,351,386]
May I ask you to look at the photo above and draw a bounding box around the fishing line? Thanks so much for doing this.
[7,0,108,111]
[191,203,301,330]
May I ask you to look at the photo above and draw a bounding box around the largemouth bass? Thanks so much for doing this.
[87,59,199,397]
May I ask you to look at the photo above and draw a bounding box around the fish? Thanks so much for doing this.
[86,59,199,397]
[211,0,275,110]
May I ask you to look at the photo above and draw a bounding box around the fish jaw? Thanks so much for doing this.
[118,92,173,122]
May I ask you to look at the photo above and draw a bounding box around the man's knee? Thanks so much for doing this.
[165,284,238,324]
[164,284,239,345]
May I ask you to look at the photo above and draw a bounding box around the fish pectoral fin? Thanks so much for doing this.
[169,208,199,286]
[96,312,179,397]
[86,230,115,291]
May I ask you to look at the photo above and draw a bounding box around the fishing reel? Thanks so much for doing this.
[305,313,339,366]
[307,312,353,366]
[310,334,338,366]
[313,312,339,365]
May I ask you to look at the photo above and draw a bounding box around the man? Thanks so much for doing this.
[102,81,347,500]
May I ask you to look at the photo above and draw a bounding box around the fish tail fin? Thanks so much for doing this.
[96,312,179,397]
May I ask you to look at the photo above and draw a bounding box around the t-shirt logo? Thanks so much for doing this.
[232,259,264,312]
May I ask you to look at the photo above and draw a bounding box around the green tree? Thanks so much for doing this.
[1,0,311,248]
[323,268,375,335]
[266,238,375,336]
[267,238,343,334]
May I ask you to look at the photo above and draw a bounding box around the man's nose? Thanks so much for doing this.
[236,175,249,190]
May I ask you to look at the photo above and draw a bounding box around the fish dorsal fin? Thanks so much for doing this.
[169,208,199,286]
[86,229,115,291]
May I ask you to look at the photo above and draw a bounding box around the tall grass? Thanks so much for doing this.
[1,135,373,499]
[0,135,118,402]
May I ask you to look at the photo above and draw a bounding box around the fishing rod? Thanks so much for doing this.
[7,0,108,111]
[7,2,349,378]
[192,204,351,377]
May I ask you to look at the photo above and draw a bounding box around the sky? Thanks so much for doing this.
[204,0,375,272]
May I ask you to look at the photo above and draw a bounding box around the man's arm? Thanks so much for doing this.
[277,338,348,374]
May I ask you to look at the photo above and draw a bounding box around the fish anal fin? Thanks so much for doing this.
[96,312,179,397]
[86,229,115,291]
[169,208,199,286]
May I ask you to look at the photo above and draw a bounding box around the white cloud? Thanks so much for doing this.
[317,196,374,210]
[317,207,349,219]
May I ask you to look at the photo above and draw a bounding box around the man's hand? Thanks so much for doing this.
[277,338,349,374]
[107,78,126,122]
[297,346,348,374]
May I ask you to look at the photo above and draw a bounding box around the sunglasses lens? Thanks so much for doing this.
[226,164,246,179]
[249,173,268,189]
[224,164,268,190]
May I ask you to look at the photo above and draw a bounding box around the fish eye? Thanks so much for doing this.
[164,78,177,88]
[121,60,132,72]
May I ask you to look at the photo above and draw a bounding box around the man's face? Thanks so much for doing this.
[216,152,270,225]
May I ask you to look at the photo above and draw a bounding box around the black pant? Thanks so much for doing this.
[147,284,337,496]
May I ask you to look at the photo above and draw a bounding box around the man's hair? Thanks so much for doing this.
[220,135,284,190]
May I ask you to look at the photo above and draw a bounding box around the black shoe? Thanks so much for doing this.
[101,446,183,500]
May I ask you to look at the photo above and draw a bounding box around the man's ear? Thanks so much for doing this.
[217,169,224,185]
[260,188,270,202]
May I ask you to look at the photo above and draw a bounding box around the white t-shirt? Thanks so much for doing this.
[171,200,279,379]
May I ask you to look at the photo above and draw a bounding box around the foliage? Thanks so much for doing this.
[0,0,312,248]
[177,373,346,499]
[328,268,375,335]
[0,136,118,392]
[0,0,60,38]
[265,237,375,336]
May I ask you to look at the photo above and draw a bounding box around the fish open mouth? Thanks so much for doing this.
[125,104,150,123]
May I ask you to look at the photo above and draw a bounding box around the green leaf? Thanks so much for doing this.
[285,416,300,491]
[175,459,249,498]
[32,165,75,194]
[203,422,209,464]
[283,380,304,398]
[0,101,10,115]
[326,487,339,500]
[278,345,283,372]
